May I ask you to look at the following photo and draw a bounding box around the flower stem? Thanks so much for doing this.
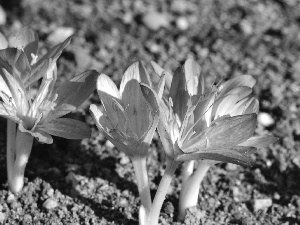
[148,159,179,225]
[132,157,152,217]
[10,130,34,194]
[181,160,195,187]
[6,120,16,188]
[178,160,211,221]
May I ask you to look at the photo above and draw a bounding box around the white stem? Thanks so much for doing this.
[178,160,211,221]
[132,157,152,218]
[147,159,179,225]
[6,120,16,188]
[10,130,34,194]
[181,160,195,188]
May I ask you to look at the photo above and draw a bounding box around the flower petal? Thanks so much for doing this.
[97,74,130,132]
[52,70,98,113]
[212,86,253,119]
[239,135,278,148]
[0,102,20,123]
[151,61,173,94]
[19,124,53,144]
[184,58,203,96]
[183,114,257,152]
[119,61,151,95]
[24,58,50,87]
[169,66,190,124]
[122,79,151,138]
[0,68,29,113]
[176,146,256,167]
[32,35,72,70]
[218,75,256,98]
[9,25,39,62]
[39,118,91,139]
[139,84,160,145]
[97,74,120,99]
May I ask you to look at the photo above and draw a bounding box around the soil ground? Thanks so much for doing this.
[0,0,300,224]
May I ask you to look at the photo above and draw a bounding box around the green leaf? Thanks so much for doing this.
[39,118,91,139]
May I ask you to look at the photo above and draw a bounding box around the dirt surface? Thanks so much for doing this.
[0,0,300,224]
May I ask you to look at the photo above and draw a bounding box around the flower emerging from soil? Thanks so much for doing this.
[0,27,97,143]
[90,61,163,222]
[0,26,98,194]
[152,59,267,166]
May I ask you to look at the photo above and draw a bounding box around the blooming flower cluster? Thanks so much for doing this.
[0,26,277,224]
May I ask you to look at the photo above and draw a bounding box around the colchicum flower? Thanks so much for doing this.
[0,26,98,194]
[90,61,163,223]
[151,58,278,222]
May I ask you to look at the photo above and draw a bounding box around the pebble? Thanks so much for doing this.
[252,198,272,211]
[23,214,32,222]
[47,27,74,44]
[226,163,238,171]
[0,212,5,223]
[6,194,15,203]
[171,0,190,13]
[142,11,169,31]
[0,5,6,25]
[105,140,115,149]
[119,198,128,207]
[258,112,274,127]
[119,153,130,165]
[43,198,59,210]
[176,16,189,30]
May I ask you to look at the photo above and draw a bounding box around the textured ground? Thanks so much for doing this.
[0,0,300,224]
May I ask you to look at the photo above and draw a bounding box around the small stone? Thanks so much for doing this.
[120,153,130,165]
[240,20,253,35]
[232,186,241,202]
[65,172,78,187]
[143,11,169,31]
[23,214,32,222]
[43,198,59,210]
[171,0,190,13]
[47,27,74,44]
[0,5,6,25]
[226,163,238,171]
[105,140,115,149]
[0,212,5,223]
[7,194,15,203]
[258,112,274,127]
[119,198,128,207]
[176,17,189,30]
[46,188,54,197]
[252,198,272,211]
